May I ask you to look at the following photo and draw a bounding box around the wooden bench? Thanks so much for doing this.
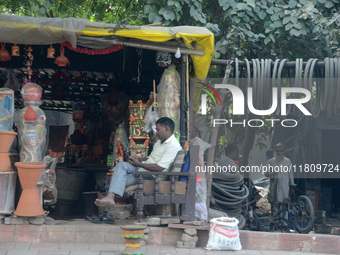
[130,145,199,222]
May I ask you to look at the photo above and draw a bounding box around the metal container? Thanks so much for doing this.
[0,171,17,214]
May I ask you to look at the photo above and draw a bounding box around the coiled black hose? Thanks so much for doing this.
[210,173,248,229]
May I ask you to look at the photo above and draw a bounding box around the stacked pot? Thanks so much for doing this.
[0,88,17,215]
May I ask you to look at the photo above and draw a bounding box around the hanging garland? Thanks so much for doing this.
[60,42,123,55]
[33,70,84,85]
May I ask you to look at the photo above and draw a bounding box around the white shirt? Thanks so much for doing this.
[267,157,294,202]
[141,134,182,173]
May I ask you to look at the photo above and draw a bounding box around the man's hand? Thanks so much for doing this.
[264,171,278,178]
[130,156,140,162]
[128,156,141,167]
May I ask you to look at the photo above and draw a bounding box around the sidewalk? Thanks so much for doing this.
[1,217,339,255]
[0,243,338,255]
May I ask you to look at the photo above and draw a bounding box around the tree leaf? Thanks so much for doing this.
[274,21,282,28]
[324,2,334,8]
[148,13,162,23]
[246,0,256,8]
[190,6,196,16]
[270,14,279,21]
[236,50,243,56]
[144,5,153,14]
[258,11,266,20]
[290,28,301,36]
[267,7,274,14]
[289,0,297,8]
[234,17,241,23]
[218,0,229,6]
[291,17,298,24]
[199,15,207,24]
[264,36,271,45]
[236,3,246,10]
[283,16,290,25]
[44,0,53,9]
[214,51,221,59]
[285,23,294,30]
[294,22,302,29]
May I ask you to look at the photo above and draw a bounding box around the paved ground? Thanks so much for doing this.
[0,243,338,255]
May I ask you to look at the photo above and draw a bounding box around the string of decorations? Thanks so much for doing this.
[23,46,34,84]
[60,42,123,55]
[32,70,84,85]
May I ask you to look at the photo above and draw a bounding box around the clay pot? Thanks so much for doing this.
[14,162,46,217]
[0,43,11,62]
[54,46,70,67]
[24,106,37,121]
[0,131,17,171]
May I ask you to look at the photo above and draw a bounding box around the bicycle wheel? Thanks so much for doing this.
[294,195,315,233]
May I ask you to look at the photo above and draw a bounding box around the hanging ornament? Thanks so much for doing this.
[23,46,34,82]
[54,45,70,67]
[0,43,11,61]
[27,46,33,61]
[47,45,55,58]
[156,51,171,68]
[11,43,20,57]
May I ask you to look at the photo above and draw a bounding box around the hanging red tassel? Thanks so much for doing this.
[60,42,123,55]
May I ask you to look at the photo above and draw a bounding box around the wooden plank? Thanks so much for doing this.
[167,223,210,230]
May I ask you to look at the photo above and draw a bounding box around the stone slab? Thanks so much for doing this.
[160,217,180,225]
[177,241,196,249]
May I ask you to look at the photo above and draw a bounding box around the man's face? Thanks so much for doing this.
[274,146,284,159]
[156,124,168,143]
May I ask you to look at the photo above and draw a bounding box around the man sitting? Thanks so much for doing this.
[95,117,182,207]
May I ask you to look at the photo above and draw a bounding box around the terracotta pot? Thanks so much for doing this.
[14,162,46,217]
[0,131,17,171]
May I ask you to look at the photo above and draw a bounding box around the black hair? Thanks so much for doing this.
[274,143,284,150]
[156,117,175,132]
[225,143,238,156]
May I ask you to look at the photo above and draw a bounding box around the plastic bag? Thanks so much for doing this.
[143,103,159,133]
[4,69,20,91]
[191,137,212,221]
[156,65,180,135]
[206,217,242,251]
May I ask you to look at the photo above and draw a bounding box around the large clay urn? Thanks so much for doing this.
[14,162,46,216]
[0,131,17,171]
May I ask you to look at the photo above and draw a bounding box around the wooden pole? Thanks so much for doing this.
[186,55,190,140]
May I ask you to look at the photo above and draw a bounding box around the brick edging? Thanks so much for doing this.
[0,224,339,253]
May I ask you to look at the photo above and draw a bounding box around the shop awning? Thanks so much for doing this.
[0,14,214,80]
